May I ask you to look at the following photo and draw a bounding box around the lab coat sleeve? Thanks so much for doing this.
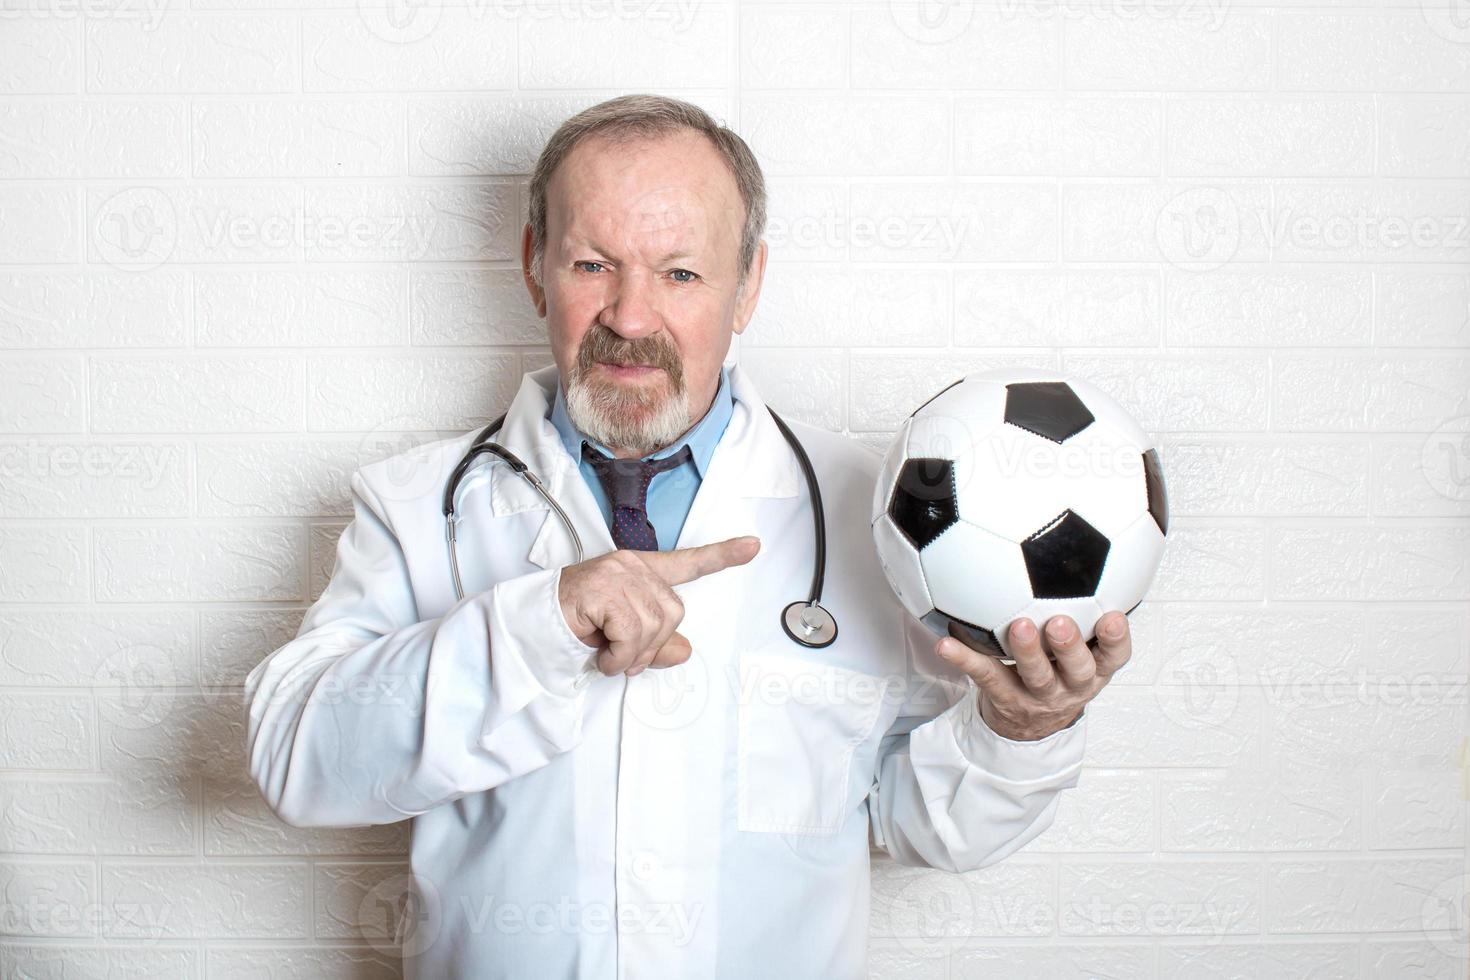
[867,610,1086,873]
[243,470,598,829]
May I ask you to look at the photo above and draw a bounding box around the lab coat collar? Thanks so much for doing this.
[486,361,802,571]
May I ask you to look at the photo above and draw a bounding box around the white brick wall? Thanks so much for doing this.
[1,2,1467,977]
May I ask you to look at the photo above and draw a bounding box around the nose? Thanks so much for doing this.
[597,268,662,342]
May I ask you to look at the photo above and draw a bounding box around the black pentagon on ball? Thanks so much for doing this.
[1004,380,1095,443]
[1021,509,1111,598]
[1142,447,1169,536]
[922,609,1006,658]
[888,457,958,550]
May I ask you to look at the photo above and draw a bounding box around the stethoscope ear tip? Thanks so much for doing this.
[782,600,838,649]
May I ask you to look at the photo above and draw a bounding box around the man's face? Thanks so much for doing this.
[522,128,766,457]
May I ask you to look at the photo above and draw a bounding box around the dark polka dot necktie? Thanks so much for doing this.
[581,441,693,552]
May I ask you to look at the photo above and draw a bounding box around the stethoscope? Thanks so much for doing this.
[442,407,839,648]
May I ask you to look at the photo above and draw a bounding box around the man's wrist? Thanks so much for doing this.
[944,686,1087,783]
[979,696,1085,742]
[493,566,599,699]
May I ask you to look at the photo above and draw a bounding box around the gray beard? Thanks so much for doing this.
[565,366,693,457]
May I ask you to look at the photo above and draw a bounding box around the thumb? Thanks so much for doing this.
[936,635,1012,697]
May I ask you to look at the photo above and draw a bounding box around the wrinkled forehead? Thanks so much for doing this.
[547,133,745,262]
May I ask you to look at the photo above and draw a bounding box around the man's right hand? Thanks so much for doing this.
[557,535,761,677]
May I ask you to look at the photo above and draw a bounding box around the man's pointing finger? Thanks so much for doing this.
[640,535,760,586]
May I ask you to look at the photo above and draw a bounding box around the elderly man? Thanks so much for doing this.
[244,94,1132,979]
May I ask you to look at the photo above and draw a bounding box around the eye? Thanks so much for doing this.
[574,261,605,274]
[669,268,699,283]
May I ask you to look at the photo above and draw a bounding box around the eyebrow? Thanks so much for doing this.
[570,239,700,262]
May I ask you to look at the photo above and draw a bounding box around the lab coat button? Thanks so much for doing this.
[629,850,659,881]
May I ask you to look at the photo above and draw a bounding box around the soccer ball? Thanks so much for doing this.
[871,368,1169,660]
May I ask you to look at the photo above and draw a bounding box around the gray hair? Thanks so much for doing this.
[526,94,767,298]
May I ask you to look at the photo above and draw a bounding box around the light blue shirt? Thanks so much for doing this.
[548,364,734,551]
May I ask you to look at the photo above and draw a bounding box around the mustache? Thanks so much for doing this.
[577,325,683,384]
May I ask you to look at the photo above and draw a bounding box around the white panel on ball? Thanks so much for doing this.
[871,512,933,620]
[1047,421,1151,540]
[920,520,1034,630]
[906,382,1006,460]
[908,375,1004,425]
[1091,510,1167,617]
[958,424,1077,544]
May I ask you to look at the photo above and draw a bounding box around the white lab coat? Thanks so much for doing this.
[244,362,1086,979]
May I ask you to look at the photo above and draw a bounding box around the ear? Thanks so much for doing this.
[730,239,767,337]
[521,223,547,318]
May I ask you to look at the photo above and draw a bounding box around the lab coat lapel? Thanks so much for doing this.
[486,362,802,572]
[483,365,613,570]
[670,361,802,553]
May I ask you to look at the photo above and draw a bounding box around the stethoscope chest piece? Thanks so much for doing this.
[781,600,838,649]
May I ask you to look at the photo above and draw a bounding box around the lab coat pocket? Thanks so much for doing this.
[736,652,891,836]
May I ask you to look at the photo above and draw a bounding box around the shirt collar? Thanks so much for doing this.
[548,362,734,479]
